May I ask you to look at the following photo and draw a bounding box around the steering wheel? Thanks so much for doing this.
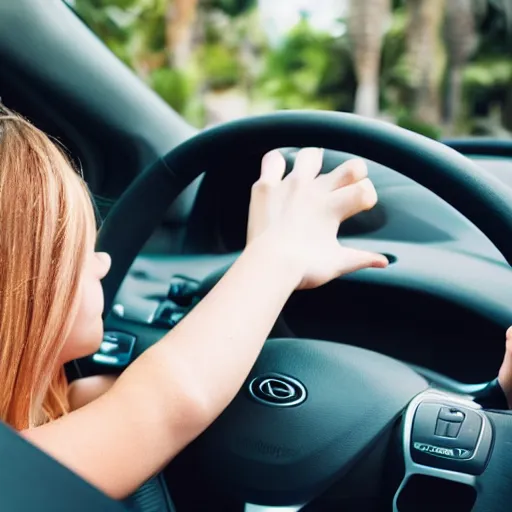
[97,111,512,511]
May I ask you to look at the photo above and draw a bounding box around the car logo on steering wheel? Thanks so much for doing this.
[248,373,307,407]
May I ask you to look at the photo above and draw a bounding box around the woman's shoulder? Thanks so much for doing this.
[68,375,118,411]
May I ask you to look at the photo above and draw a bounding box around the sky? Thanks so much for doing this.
[258,0,348,44]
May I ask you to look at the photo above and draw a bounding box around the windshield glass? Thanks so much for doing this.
[66,0,512,138]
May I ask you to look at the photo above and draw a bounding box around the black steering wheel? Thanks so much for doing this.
[97,111,512,511]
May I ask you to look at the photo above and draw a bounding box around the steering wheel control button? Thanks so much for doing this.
[412,403,482,454]
[99,341,118,354]
[153,300,187,328]
[446,420,463,438]
[92,331,136,367]
[434,407,465,438]
[409,399,492,475]
[439,407,465,423]
[167,276,199,306]
[248,373,307,407]
[434,419,450,437]
[112,303,125,318]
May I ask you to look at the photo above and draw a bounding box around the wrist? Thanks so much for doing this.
[244,229,305,290]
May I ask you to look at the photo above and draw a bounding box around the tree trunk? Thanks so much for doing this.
[445,65,464,133]
[503,82,512,132]
[443,0,477,133]
[405,0,445,125]
[348,0,391,118]
[165,0,199,69]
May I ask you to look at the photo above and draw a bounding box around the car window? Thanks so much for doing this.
[65,0,512,140]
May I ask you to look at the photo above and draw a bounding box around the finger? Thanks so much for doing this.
[338,246,389,274]
[287,147,324,181]
[259,150,286,184]
[318,158,368,191]
[331,178,378,222]
[498,335,512,404]
[96,252,112,278]
[506,326,512,355]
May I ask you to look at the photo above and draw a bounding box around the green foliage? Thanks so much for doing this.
[459,2,512,134]
[149,65,205,126]
[256,19,355,111]
[396,114,442,140]
[462,57,512,133]
[77,0,136,8]
[204,0,256,17]
[464,58,512,88]
[72,0,512,133]
[74,0,166,69]
[150,67,193,112]
[199,43,242,90]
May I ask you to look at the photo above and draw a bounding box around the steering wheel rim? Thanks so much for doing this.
[98,110,512,313]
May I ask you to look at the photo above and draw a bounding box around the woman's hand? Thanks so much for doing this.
[498,327,512,408]
[247,148,388,289]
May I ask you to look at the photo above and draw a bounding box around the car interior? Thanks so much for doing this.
[2,1,512,511]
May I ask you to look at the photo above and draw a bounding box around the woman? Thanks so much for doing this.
[0,109,510,499]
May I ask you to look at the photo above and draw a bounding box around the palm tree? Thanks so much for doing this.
[404,0,446,126]
[347,0,391,118]
[442,0,482,133]
[165,0,200,69]
[443,0,512,133]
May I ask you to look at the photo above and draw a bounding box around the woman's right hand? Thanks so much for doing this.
[247,147,389,290]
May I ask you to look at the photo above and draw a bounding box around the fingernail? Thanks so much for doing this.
[301,147,323,154]
[262,150,282,166]
[372,255,389,268]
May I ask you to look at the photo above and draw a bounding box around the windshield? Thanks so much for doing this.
[67,0,512,138]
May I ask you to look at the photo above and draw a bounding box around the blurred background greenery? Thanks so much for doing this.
[68,0,512,138]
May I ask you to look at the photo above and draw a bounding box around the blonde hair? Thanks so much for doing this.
[0,108,97,430]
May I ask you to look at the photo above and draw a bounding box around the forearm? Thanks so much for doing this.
[116,233,302,428]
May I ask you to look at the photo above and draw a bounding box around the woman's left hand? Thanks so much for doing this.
[246,148,388,290]
[498,326,512,408]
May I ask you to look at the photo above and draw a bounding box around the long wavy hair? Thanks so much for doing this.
[0,108,97,430]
